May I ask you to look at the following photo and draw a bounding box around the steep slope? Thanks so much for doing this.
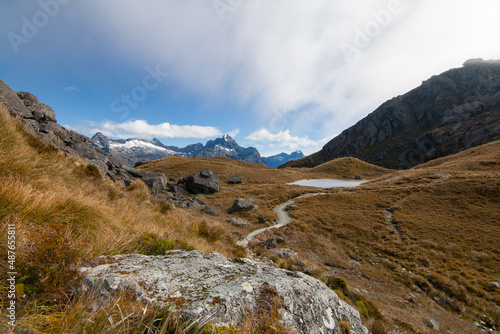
[0,101,254,332]
[263,150,304,168]
[281,59,500,170]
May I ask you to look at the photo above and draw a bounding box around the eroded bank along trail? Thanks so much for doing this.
[236,192,327,248]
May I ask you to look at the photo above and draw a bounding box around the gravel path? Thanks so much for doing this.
[236,192,326,247]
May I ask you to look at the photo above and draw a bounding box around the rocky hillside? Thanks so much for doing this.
[0,79,169,195]
[263,150,304,168]
[280,58,500,169]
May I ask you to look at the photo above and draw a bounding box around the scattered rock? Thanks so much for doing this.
[228,217,248,227]
[427,319,439,330]
[122,166,168,196]
[178,168,220,194]
[80,251,369,334]
[228,176,242,184]
[203,205,217,215]
[258,215,267,224]
[271,248,295,260]
[193,196,206,206]
[228,198,255,213]
[257,239,277,249]
[169,185,191,197]
[489,281,500,289]
[232,232,243,240]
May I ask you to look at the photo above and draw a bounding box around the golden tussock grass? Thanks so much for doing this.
[0,105,243,332]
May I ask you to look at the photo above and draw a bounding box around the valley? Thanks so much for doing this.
[137,142,500,333]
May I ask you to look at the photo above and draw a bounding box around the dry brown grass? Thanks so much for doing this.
[0,105,243,332]
[139,141,500,333]
[2,99,498,333]
[265,142,500,333]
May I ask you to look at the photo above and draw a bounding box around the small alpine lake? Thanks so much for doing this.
[287,179,367,189]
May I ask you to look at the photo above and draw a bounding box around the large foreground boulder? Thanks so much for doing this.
[178,168,220,194]
[81,251,368,334]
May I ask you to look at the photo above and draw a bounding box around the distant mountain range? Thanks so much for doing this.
[262,151,304,168]
[280,58,500,169]
[92,133,303,167]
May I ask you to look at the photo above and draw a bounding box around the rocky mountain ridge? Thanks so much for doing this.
[263,150,304,168]
[92,132,266,166]
[280,58,500,169]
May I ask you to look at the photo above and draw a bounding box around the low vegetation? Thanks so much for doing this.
[1,101,498,333]
[142,140,500,333]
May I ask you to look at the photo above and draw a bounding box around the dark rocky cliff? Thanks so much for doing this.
[280,59,500,169]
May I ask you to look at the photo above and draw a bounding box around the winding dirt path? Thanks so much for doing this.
[236,192,327,247]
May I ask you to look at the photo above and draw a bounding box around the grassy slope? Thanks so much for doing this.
[142,143,500,333]
[0,105,247,333]
[139,156,393,233]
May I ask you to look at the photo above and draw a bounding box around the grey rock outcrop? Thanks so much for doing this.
[228,217,248,227]
[280,59,500,169]
[203,205,217,215]
[228,198,255,213]
[178,168,220,194]
[228,176,243,184]
[122,166,168,196]
[257,238,277,249]
[271,248,296,260]
[80,251,368,334]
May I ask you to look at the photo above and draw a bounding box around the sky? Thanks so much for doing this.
[1,0,499,156]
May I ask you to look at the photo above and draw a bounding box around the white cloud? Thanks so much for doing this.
[59,1,500,147]
[66,119,221,139]
[246,128,330,151]
[64,86,81,93]
[227,128,240,138]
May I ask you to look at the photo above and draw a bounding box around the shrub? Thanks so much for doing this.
[198,221,224,242]
[324,276,348,292]
[136,233,177,255]
[83,164,101,179]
